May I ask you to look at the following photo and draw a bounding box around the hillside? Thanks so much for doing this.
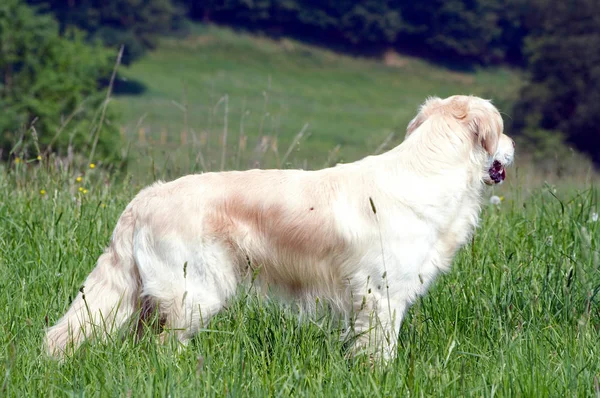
[114,25,521,172]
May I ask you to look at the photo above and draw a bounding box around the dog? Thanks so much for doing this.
[44,95,515,360]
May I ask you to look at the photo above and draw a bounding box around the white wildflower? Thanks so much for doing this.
[490,195,502,205]
[592,212,598,222]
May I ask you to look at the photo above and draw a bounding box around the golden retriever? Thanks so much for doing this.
[44,95,515,360]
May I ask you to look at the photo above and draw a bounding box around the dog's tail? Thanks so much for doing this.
[44,205,140,358]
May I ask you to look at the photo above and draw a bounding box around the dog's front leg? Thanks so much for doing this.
[349,289,407,361]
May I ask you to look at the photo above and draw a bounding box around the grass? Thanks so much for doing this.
[0,153,599,396]
[114,25,521,172]
[2,24,598,397]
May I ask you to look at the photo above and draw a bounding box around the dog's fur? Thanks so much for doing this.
[44,95,515,359]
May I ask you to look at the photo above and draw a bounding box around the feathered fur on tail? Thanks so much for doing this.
[44,205,139,358]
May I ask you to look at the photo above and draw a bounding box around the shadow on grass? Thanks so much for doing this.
[112,74,148,96]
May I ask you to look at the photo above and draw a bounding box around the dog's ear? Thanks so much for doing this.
[467,99,502,156]
[406,97,442,135]
[472,116,499,156]
[452,96,502,156]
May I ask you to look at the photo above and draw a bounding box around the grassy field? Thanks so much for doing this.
[1,153,599,396]
[2,25,599,397]
[114,25,521,174]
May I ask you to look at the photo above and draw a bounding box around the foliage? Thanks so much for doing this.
[183,0,402,51]
[393,0,501,62]
[513,0,600,164]
[182,0,529,64]
[0,0,122,162]
[28,0,188,64]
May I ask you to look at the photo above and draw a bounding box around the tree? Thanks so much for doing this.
[0,0,121,160]
[393,0,507,63]
[185,0,527,64]
[27,0,187,64]
[513,0,600,163]
[185,0,403,49]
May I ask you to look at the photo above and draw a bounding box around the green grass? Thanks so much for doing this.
[2,24,598,397]
[1,154,599,396]
[114,25,521,171]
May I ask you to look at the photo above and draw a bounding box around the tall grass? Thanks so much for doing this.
[1,25,598,396]
[0,141,598,396]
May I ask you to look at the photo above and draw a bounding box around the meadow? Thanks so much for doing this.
[1,147,599,397]
[114,25,520,175]
[1,26,599,397]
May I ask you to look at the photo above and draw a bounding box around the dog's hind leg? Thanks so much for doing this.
[136,237,240,347]
[157,284,230,346]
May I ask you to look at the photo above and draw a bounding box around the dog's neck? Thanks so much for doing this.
[383,125,488,182]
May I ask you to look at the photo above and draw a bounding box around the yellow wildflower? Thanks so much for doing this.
[83,189,89,194]
[76,176,83,183]
[14,157,21,164]
[37,155,42,161]
[40,189,46,196]
[78,187,84,192]
[89,163,96,169]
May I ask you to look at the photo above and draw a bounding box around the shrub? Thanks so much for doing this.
[0,0,122,162]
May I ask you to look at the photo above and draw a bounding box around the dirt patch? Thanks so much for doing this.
[280,38,296,52]
[445,72,475,85]
[182,35,215,49]
[382,49,410,68]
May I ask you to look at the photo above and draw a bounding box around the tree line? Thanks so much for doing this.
[1,0,119,161]
[2,0,598,164]
[28,0,529,65]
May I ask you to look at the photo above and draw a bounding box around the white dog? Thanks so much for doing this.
[45,95,515,359]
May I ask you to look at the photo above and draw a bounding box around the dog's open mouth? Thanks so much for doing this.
[488,160,506,184]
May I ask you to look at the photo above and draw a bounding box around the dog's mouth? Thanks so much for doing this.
[486,160,506,184]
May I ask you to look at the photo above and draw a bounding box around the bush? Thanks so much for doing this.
[0,0,122,162]
[513,0,600,165]
[29,0,188,64]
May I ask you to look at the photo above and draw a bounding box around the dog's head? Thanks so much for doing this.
[406,95,515,185]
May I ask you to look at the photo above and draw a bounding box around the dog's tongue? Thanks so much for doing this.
[489,160,505,183]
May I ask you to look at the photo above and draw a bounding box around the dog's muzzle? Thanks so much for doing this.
[486,160,506,184]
